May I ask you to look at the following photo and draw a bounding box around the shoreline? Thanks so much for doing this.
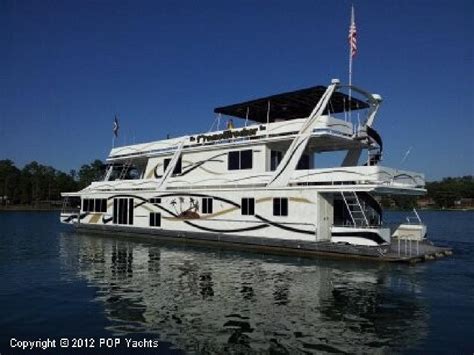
[2,207,473,212]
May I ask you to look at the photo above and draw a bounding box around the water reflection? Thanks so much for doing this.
[59,232,428,354]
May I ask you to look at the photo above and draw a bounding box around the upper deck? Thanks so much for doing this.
[65,80,425,196]
[107,115,363,162]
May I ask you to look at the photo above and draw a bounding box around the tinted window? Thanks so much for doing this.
[241,198,255,216]
[164,157,182,174]
[270,150,283,171]
[273,198,288,216]
[202,198,213,214]
[296,154,310,170]
[228,151,240,170]
[113,199,118,224]
[101,199,107,212]
[149,212,161,227]
[240,150,253,169]
[228,150,253,170]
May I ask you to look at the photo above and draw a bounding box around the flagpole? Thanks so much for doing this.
[348,4,356,123]
[349,40,353,101]
[112,114,119,148]
[348,4,354,102]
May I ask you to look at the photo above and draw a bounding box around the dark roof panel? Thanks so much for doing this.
[214,85,369,123]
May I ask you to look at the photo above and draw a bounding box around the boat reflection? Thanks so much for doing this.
[59,232,428,354]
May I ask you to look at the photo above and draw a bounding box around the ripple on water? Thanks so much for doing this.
[1,211,474,354]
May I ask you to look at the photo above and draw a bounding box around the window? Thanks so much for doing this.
[113,198,134,225]
[228,150,253,170]
[163,157,182,175]
[82,198,107,212]
[94,199,101,212]
[241,198,255,215]
[202,198,213,214]
[240,150,252,169]
[273,198,288,216]
[270,150,283,171]
[296,154,310,170]
[149,212,161,227]
[228,151,239,170]
[149,198,161,204]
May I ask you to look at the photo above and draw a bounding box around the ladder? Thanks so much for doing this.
[118,160,132,180]
[341,191,369,227]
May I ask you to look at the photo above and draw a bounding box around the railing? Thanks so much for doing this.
[61,197,81,214]
[395,236,420,257]
[405,208,423,225]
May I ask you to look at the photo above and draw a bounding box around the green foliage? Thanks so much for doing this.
[1,158,473,209]
[78,160,106,189]
[383,176,474,210]
[0,159,104,206]
[426,176,474,208]
[0,160,21,203]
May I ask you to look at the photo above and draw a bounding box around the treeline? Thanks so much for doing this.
[426,176,474,208]
[381,176,474,210]
[0,159,105,205]
[1,159,473,209]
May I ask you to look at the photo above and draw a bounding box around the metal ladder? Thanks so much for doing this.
[341,191,369,227]
[118,160,132,180]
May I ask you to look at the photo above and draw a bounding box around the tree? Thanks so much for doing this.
[78,160,105,189]
[0,160,20,204]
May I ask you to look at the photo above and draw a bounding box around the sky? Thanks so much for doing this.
[1,0,473,180]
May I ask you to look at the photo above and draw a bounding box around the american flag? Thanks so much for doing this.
[113,115,119,137]
[348,5,357,58]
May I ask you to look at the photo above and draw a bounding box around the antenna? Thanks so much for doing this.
[401,146,413,164]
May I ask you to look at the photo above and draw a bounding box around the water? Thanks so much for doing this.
[0,211,473,354]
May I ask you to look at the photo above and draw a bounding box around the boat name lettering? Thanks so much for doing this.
[190,128,259,143]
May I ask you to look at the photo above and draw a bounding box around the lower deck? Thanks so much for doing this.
[61,188,392,247]
[73,223,452,264]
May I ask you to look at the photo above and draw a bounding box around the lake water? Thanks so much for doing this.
[0,211,473,354]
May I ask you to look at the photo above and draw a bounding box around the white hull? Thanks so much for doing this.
[61,79,427,250]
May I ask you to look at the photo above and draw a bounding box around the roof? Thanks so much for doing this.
[214,85,369,123]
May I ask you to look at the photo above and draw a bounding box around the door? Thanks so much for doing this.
[113,198,134,225]
[316,193,334,241]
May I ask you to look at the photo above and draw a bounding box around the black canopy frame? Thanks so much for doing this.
[214,85,369,124]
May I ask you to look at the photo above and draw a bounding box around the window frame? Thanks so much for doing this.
[241,197,255,216]
[273,197,288,216]
[149,212,161,227]
[202,197,213,214]
[228,150,253,170]
[163,157,182,175]
[149,198,161,204]
[296,154,310,170]
[270,150,283,171]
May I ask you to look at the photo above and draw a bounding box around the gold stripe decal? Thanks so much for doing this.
[88,214,102,224]
[289,197,312,204]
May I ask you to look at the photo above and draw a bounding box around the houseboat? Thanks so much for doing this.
[61,79,432,259]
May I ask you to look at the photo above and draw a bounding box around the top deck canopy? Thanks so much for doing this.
[214,85,369,123]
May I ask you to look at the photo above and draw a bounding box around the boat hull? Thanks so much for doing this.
[72,222,389,259]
